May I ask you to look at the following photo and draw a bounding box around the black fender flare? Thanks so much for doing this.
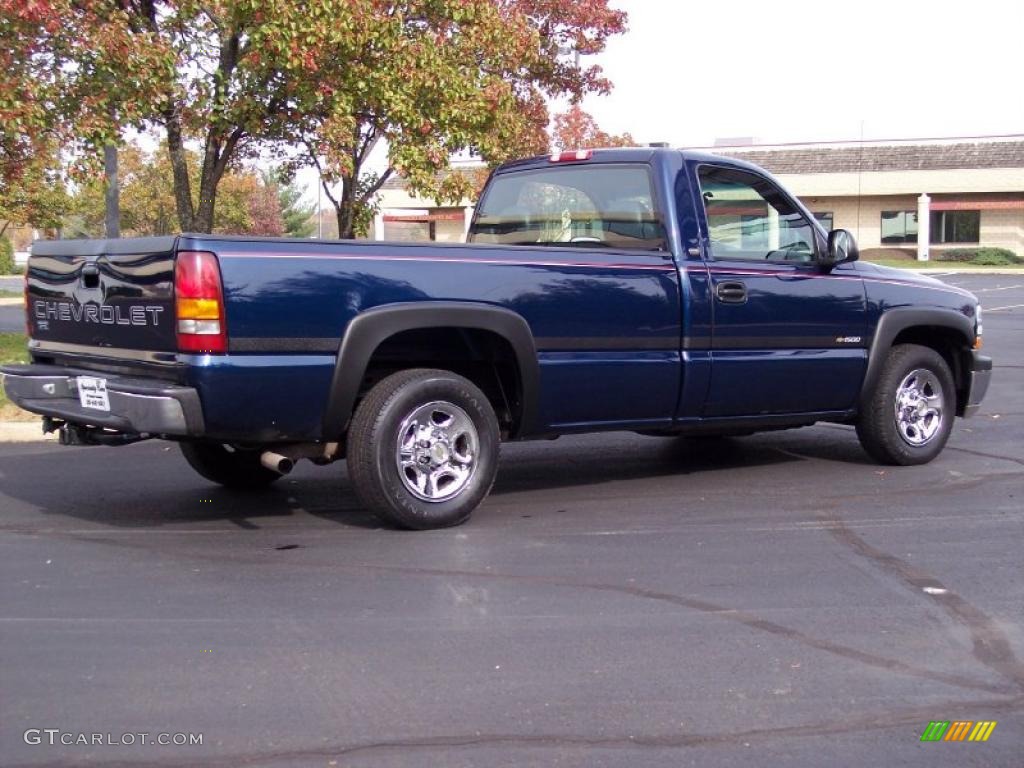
[859,307,974,404]
[322,302,540,439]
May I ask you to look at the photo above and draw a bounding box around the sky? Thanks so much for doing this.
[578,0,1024,147]
[300,0,1024,207]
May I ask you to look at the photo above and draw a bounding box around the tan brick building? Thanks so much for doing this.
[374,137,1024,259]
[373,162,480,244]
[721,137,1024,260]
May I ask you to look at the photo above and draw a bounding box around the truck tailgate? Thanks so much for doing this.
[27,236,178,354]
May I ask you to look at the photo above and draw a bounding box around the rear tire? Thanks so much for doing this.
[346,368,500,530]
[856,344,955,465]
[179,442,281,489]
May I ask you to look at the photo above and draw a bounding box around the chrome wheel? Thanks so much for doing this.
[894,368,944,447]
[396,401,478,502]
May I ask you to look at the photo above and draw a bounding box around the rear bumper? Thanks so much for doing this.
[961,352,992,418]
[1,363,204,436]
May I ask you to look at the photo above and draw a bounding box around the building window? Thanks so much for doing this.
[881,210,918,244]
[930,210,979,244]
[812,211,834,231]
[384,220,435,241]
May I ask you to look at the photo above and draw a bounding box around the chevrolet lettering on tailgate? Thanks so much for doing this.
[34,301,165,328]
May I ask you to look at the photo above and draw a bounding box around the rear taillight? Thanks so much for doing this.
[175,250,227,353]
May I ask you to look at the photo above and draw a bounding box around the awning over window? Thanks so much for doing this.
[930,200,1024,211]
[383,210,465,223]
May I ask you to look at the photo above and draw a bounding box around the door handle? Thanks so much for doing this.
[715,281,747,304]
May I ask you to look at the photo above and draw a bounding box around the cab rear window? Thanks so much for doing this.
[470,165,666,251]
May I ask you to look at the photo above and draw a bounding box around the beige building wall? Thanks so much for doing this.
[737,157,1023,256]
[776,168,1024,198]
[798,195,919,249]
[979,209,1024,253]
[434,219,465,242]
[794,193,1024,254]
[377,185,474,212]
[376,185,473,243]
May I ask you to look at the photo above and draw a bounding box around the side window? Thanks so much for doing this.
[698,166,816,263]
[813,211,834,231]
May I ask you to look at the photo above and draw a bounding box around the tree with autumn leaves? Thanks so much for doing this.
[551,104,635,150]
[266,0,628,237]
[63,142,318,239]
[0,0,70,236]
[3,0,627,239]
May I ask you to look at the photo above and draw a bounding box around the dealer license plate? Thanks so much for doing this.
[77,376,110,411]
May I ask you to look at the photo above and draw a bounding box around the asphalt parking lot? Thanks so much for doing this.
[1,274,1022,767]
[0,276,24,333]
[0,305,25,333]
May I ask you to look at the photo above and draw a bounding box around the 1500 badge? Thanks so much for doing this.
[835,335,862,344]
[34,300,165,327]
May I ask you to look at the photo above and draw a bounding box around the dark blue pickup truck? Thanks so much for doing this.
[2,148,992,528]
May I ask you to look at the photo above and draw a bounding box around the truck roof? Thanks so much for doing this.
[495,146,768,175]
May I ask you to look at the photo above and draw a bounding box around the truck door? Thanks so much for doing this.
[695,163,867,417]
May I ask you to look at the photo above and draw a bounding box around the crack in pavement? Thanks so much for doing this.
[820,515,1024,692]
[786,428,1024,470]
[945,445,1024,467]
[257,558,1020,697]
[5,524,1017,699]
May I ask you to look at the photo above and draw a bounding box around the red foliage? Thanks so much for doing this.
[245,181,285,237]
[550,105,635,151]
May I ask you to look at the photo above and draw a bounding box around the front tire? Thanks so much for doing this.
[179,442,281,489]
[856,344,955,465]
[346,369,500,529]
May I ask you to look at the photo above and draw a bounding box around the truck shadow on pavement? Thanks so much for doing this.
[489,431,872,497]
[0,428,874,530]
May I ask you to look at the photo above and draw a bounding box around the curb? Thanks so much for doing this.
[863,265,1024,275]
[0,420,54,443]
[0,297,25,307]
[914,269,1024,275]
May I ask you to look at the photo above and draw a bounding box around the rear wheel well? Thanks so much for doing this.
[890,326,972,414]
[355,327,523,436]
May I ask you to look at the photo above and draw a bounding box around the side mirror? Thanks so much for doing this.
[824,229,859,267]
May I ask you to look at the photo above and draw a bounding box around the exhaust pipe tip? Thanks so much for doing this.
[260,451,294,475]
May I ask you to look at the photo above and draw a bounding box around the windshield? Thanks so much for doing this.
[470,164,666,251]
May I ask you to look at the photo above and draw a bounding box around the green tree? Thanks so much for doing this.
[259,0,627,237]
[66,140,283,238]
[0,236,15,274]
[221,173,284,237]
[7,1,625,238]
[267,169,315,238]
[0,1,70,235]
[5,0,311,233]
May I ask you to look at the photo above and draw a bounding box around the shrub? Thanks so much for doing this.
[935,247,1022,265]
[0,238,15,274]
[971,248,1023,266]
